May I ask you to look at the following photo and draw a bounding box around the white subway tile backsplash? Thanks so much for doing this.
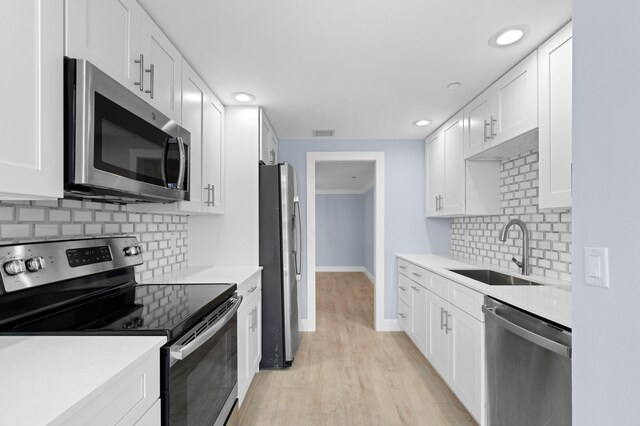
[0,201,188,281]
[451,149,572,282]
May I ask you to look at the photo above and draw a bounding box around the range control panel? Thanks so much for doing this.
[0,237,143,294]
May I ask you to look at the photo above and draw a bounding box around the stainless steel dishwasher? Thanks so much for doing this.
[482,297,572,426]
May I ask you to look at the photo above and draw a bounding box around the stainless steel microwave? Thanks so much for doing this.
[64,57,190,203]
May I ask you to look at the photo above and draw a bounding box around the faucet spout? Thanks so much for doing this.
[499,218,530,275]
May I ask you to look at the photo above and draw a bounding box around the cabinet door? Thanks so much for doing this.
[203,93,225,214]
[237,303,251,405]
[424,132,444,217]
[448,304,484,423]
[425,291,449,380]
[442,113,465,215]
[180,61,206,210]
[140,13,182,123]
[491,51,538,146]
[249,294,262,373]
[464,92,492,159]
[410,284,428,354]
[65,0,142,92]
[0,0,63,200]
[270,132,279,165]
[539,23,573,210]
[398,299,411,334]
[260,112,274,165]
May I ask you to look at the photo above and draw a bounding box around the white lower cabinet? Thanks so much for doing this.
[238,273,262,405]
[398,260,485,425]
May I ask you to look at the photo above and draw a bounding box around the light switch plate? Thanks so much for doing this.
[584,247,610,288]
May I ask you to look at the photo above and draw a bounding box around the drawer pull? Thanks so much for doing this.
[399,265,407,270]
[399,313,407,319]
[412,272,421,277]
[399,286,407,291]
[411,286,419,292]
[441,308,446,330]
[248,286,258,293]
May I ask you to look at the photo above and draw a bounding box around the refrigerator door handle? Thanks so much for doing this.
[294,197,302,280]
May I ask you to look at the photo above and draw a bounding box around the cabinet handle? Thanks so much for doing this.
[412,272,421,278]
[440,308,446,330]
[399,286,406,291]
[447,313,453,334]
[399,265,407,270]
[204,184,215,207]
[411,286,419,292]
[134,54,144,91]
[145,63,155,99]
[399,313,407,319]
[483,119,491,142]
[270,149,276,164]
[490,116,497,139]
[248,286,258,293]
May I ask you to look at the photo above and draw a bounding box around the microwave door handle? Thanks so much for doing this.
[176,137,186,190]
[161,138,169,187]
[170,295,242,362]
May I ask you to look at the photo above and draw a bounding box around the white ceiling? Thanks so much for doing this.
[315,161,375,193]
[139,0,571,140]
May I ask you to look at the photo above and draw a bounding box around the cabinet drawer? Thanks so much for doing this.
[398,299,410,333]
[408,264,428,287]
[398,259,412,277]
[448,280,484,321]
[427,271,449,300]
[397,274,412,305]
[238,274,261,304]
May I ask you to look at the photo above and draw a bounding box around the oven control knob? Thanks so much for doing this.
[25,257,46,272]
[4,260,25,276]
[124,245,143,256]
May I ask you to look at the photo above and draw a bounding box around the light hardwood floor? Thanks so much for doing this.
[239,272,477,426]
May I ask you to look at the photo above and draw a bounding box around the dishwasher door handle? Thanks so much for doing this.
[482,305,572,358]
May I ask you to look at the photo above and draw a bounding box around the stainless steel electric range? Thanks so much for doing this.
[0,236,240,426]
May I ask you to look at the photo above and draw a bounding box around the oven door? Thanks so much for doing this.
[162,295,241,426]
[65,58,189,203]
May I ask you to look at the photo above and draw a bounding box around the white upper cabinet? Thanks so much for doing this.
[0,0,63,200]
[538,22,573,210]
[259,110,278,165]
[140,12,182,123]
[425,112,500,218]
[66,0,182,123]
[202,91,225,213]
[464,51,538,160]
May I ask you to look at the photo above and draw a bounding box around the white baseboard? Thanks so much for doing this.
[377,319,402,332]
[316,266,376,286]
[299,319,310,332]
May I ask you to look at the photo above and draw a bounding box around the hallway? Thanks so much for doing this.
[239,272,476,425]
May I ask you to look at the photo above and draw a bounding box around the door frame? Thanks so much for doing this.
[306,152,385,331]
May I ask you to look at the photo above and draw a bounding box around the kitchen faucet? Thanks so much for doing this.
[498,218,530,275]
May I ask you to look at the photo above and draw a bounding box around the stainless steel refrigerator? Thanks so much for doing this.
[259,162,302,368]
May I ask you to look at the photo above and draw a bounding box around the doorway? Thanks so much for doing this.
[306,152,385,331]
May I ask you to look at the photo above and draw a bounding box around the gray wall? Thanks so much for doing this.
[573,1,640,424]
[278,139,451,321]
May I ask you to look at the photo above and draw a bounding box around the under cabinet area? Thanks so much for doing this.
[397,258,485,425]
[238,272,262,405]
[66,0,182,123]
[0,0,63,200]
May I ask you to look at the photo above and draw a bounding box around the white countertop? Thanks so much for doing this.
[139,265,262,286]
[397,254,572,328]
[0,335,166,426]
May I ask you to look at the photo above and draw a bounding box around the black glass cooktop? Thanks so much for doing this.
[1,282,236,340]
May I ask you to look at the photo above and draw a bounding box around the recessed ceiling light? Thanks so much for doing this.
[413,120,431,127]
[489,25,530,48]
[447,82,462,91]
[232,92,255,102]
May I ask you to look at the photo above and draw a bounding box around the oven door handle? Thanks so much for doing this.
[170,295,242,362]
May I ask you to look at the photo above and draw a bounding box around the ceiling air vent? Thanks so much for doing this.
[312,130,334,137]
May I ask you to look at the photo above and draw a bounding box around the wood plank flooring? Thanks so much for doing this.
[239,272,477,426]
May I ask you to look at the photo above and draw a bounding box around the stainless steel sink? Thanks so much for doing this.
[448,269,543,286]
